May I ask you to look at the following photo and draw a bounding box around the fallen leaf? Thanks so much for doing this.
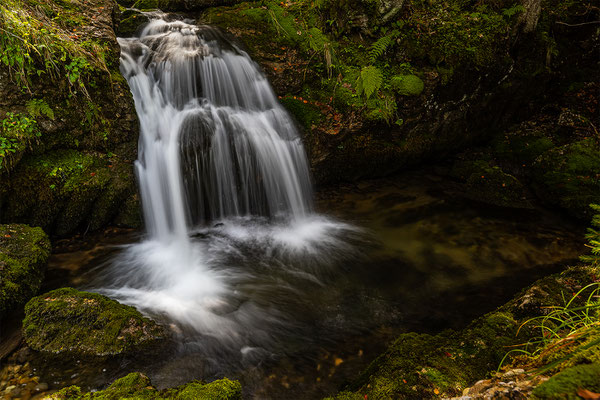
[577,388,600,400]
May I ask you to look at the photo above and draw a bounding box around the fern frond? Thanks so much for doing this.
[26,98,54,120]
[369,30,398,63]
[356,66,383,99]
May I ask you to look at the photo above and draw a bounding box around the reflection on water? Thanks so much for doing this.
[39,171,583,399]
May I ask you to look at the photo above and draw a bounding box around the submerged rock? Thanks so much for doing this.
[22,288,167,356]
[49,372,242,399]
[0,224,51,318]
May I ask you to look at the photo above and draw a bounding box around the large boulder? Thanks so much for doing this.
[0,224,51,318]
[23,288,167,356]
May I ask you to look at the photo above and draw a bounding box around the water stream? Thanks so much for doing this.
[28,15,585,400]
[90,14,363,380]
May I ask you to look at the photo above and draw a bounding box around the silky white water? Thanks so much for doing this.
[92,15,362,358]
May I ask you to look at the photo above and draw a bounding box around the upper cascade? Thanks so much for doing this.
[119,17,314,240]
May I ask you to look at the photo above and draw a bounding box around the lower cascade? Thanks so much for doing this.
[92,13,360,372]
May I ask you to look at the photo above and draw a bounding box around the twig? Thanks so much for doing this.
[555,20,600,27]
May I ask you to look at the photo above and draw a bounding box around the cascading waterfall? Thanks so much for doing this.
[92,15,361,372]
[119,18,313,241]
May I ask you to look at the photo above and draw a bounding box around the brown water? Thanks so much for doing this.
[15,170,584,399]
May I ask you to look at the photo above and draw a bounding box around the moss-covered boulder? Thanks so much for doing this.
[0,150,140,236]
[327,265,600,399]
[23,288,167,356]
[0,224,51,318]
[450,158,533,209]
[49,372,242,399]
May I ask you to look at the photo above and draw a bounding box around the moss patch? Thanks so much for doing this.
[23,288,167,356]
[0,224,50,317]
[50,373,242,399]
[0,150,139,236]
[532,363,600,399]
[331,265,600,399]
[390,75,424,96]
[450,158,532,209]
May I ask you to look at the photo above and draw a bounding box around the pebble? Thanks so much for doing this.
[34,382,49,392]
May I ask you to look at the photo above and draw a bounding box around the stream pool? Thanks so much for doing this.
[25,169,583,400]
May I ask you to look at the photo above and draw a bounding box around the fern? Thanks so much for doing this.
[502,4,525,18]
[369,30,399,64]
[581,204,600,267]
[356,66,383,99]
[26,99,55,120]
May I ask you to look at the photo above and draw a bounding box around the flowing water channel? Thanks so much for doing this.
[20,14,586,400]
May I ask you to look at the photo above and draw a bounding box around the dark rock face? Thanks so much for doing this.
[125,0,245,12]
[22,288,167,356]
[0,224,51,318]
[202,0,598,207]
[0,0,141,236]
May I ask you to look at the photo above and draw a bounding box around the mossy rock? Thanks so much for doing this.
[532,138,600,219]
[23,288,167,356]
[332,265,600,399]
[279,96,323,131]
[0,224,51,318]
[0,150,140,236]
[118,9,151,36]
[451,159,532,209]
[49,372,242,399]
[390,75,425,96]
[532,363,600,400]
[132,0,244,11]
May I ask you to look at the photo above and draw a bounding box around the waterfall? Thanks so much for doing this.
[118,18,313,242]
[93,15,361,356]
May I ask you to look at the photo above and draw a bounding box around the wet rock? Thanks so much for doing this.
[445,369,549,400]
[23,288,167,357]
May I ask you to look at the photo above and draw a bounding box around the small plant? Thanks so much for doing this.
[0,111,40,168]
[355,65,383,99]
[368,30,399,64]
[26,98,55,120]
[581,204,600,267]
[499,282,600,371]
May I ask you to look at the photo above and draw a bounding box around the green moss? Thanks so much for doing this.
[118,10,150,36]
[50,373,242,399]
[390,75,424,96]
[279,96,323,130]
[533,138,600,218]
[333,265,600,399]
[0,0,108,94]
[23,288,166,356]
[132,0,159,10]
[0,150,137,236]
[451,159,531,208]
[0,224,50,317]
[532,363,600,399]
[176,379,242,399]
